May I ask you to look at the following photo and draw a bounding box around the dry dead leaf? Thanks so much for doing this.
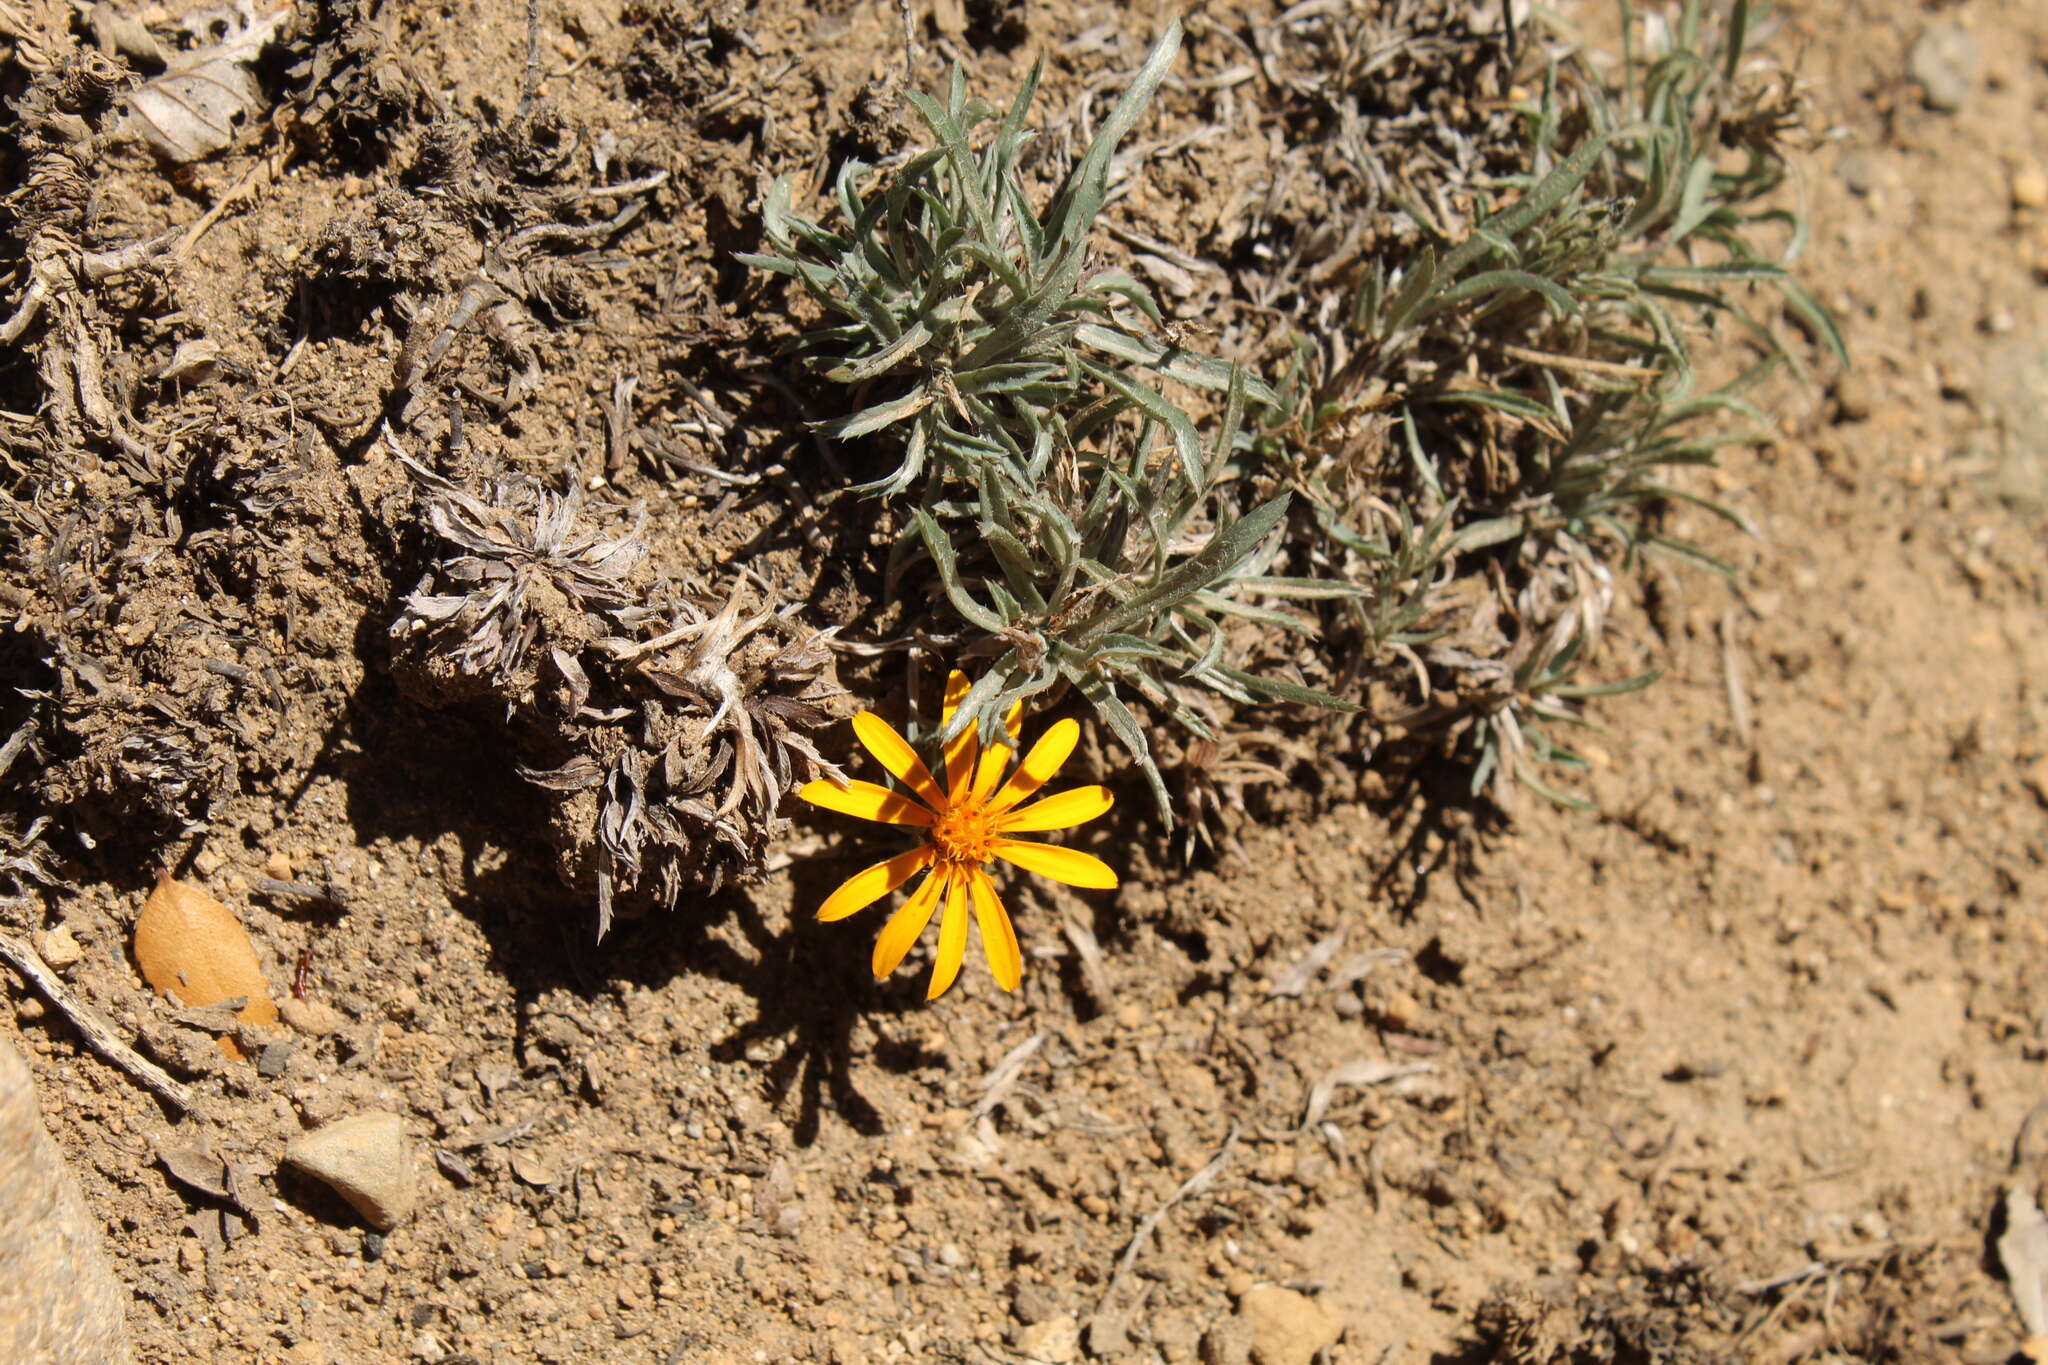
[120,0,291,162]
[134,873,278,1059]
[1268,929,1345,998]
[1301,1057,1436,1129]
[509,1149,556,1187]
[155,1136,231,1200]
[157,337,223,383]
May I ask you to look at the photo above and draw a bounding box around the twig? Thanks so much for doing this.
[1736,1261,1830,1296]
[897,0,916,83]
[252,875,338,908]
[175,143,294,259]
[517,0,544,118]
[1092,1122,1239,1319]
[972,1030,1046,1122]
[0,931,199,1114]
[1497,343,1660,383]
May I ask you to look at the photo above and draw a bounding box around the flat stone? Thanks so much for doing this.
[1241,1286,1343,1365]
[284,1111,417,1230]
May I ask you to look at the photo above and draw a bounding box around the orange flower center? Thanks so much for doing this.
[932,797,998,865]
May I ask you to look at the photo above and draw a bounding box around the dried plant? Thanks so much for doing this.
[0,815,60,907]
[389,453,843,933]
[392,459,648,701]
[528,587,845,936]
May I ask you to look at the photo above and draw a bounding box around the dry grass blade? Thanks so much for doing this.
[1269,929,1346,998]
[971,1030,1046,1122]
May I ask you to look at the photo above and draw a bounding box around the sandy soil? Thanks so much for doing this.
[3,0,2047,1362]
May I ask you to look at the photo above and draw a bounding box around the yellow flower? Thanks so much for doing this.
[798,671,1116,1000]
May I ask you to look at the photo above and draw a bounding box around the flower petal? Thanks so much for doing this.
[994,838,1118,889]
[941,672,978,801]
[872,865,948,979]
[816,846,935,922]
[799,779,935,826]
[967,867,1022,992]
[996,785,1113,834]
[970,739,1014,800]
[926,870,971,1001]
[988,718,1079,812]
[852,711,947,809]
[941,670,970,725]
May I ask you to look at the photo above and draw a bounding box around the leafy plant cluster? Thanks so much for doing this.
[1265,0,1839,807]
[750,0,1837,818]
[743,21,1352,817]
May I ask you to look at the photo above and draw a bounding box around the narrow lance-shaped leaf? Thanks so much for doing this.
[1071,495,1292,645]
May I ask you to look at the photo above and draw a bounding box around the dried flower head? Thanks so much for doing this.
[574,585,844,935]
[800,672,1115,1000]
[392,460,646,699]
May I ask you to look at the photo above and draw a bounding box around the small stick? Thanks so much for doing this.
[517,0,545,118]
[897,0,917,83]
[1498,343,1660,382]
[253,875,337,907]
[1093,1122,1239,1319]
[0,932,199,1115]
[175,144,293,259]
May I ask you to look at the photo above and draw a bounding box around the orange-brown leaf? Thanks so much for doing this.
[134,873,278,1059]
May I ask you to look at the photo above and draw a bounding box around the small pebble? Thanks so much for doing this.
[1377,988,1422,1031]
[1013,1315,1080,1365]
[257,1040,293,1078]
[1837,150,1875,197]
[1012,1282,1060,1325]
[280,998,344,1036]
[1908,24,1979,112]
[1201,1318,1251,1365]
[35,925,82,970]
[2015,167,2048,209]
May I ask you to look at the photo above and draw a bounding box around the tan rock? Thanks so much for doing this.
[1015,1314,1081,1364]
[284,1111,417,1230]
[1240,1286,1343,1365]
[0,1038,132,1363]
[279,997,344,1036]
[34,925,83,970]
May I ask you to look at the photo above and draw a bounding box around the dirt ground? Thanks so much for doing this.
[3,0,2048,1362]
